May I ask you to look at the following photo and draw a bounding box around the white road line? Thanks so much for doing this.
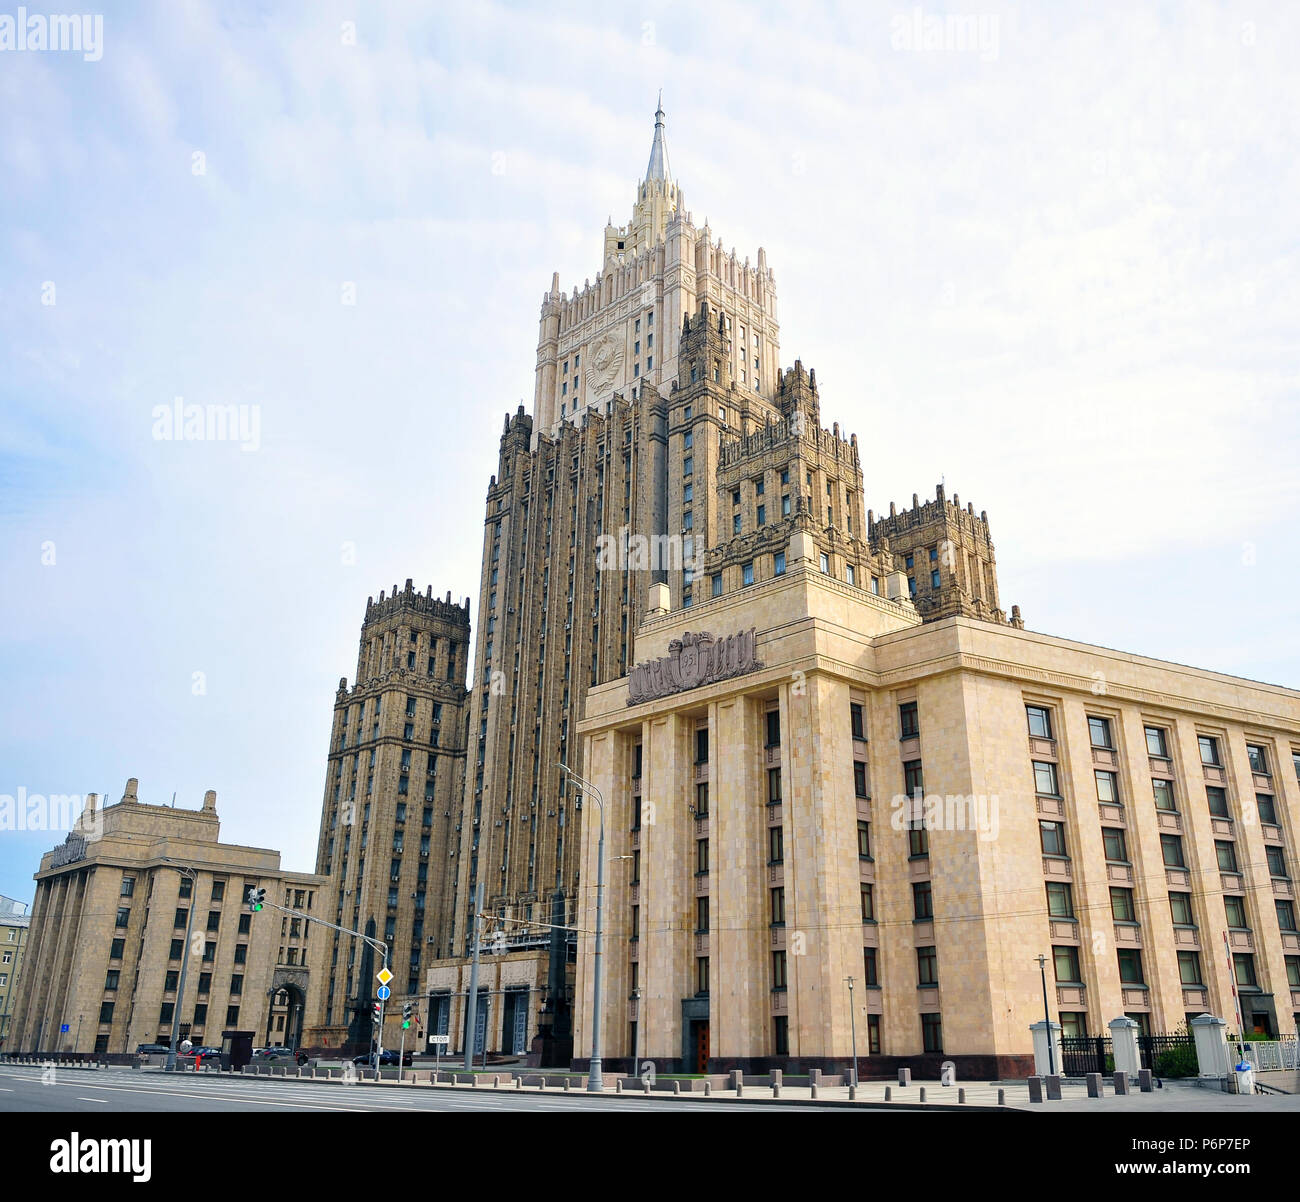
[77,1097,109,1103]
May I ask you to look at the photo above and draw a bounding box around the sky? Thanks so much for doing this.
[2,0,1297,902]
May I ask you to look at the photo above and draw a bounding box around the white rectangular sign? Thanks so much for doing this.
[428,1034,450,1046]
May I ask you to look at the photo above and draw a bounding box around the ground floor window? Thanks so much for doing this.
[773,1015,788,1055]
[867,1013,881,1055]
[921,1013,943,1053]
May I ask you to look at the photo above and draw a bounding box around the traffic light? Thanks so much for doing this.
[401,1002,413,1030]
[246,886,266,912]
[372,1002,381,1025]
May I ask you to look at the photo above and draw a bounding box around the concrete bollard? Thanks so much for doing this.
[1027,1076,1044,1104]
[898,1067,912,1087]
[1086,1073,1102,1098]
[563,1077,571,1092]
[772,1081,780,1098]
[771,1068,783,1089]
[673,1080,681,1095]
[998,1088,1006,1106]
[919,1087,926,1103]
[1113,1071,1130,1095]
[884,1086,892,1101]
[493,1075,500,1088]
[810,1081,818,1099]
[1046,1075,1062,1100]
[848,1085,856,1101]
[704,1080,711,1096]
[616,1079,623,1094]
[810,1068,821,1087]
[515,1076,522,1090]
[958,1088,966,1104]
[1138,1069,1153,1093]
[731,1070,743,1096]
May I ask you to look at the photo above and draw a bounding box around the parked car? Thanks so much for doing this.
[252,1046,295,1059]
[190,1046,222,1058]
[135,1043,170,1055]
[352,1049,413,1067]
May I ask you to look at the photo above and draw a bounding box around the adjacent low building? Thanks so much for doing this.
[574,545,1300,1077]
[6,780,326,1055]
[0,896,31,1046]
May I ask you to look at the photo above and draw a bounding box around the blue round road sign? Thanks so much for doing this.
[377,985,391,1001]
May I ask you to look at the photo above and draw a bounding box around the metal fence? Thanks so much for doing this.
[1059,1032,1196,1077]
[1234,1038,1300,1073]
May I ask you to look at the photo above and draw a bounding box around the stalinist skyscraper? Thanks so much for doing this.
[307,101,1017,1059]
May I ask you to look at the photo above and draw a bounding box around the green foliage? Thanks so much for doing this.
[1154,1043,1199,1078]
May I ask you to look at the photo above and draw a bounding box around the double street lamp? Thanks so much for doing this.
[558,763,605,1093]
[161,859,198,1072]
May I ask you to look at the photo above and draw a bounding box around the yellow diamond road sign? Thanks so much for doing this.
[377,968,393,986]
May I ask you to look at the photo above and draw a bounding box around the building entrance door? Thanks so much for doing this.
[693,1020,709,1073]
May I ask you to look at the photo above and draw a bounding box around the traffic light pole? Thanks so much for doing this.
[246,888,389,1068]
[162,861,198,1072]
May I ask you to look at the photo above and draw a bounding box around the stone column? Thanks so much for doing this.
[1109,1016,1141,1078]
[1190,1013,1230,1079]
[1029,1020,1062,1076]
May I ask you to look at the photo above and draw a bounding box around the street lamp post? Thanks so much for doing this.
[1035,953,1056,1076]
[844,975,858,1088]
[560,764,605,1093]
[163,862,198,1072]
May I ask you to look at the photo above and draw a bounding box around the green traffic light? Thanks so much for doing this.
[402,1020,411,1029]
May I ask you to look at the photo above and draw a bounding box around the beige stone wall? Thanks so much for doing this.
[574,566,1300,1067]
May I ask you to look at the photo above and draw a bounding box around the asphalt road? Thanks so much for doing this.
[0,1065,809,1113]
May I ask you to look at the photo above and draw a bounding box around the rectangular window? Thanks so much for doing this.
[1039,821,1067,857]
[742,561,754,587]
[1145,726,1169,758]
[1247,744,1268,775]
[696,839,709,874]
[770,887,785,926]
[1177,951,1203,985]
[104,970,120,990]
[1046,881,1074,917]
[908,826,929,857]
[757,504,766,526]
[903,760,923,796]
[917,946,938,985]
[1267,846,1288,878]
[1198,735,1221,766]
[1102,827,1127,863]
[120,876,135,897]
[1117,948,1144,985]
[857,818,871,858]
[1275,900,1297,932]
[1088,716,1113,749]
[1215,840,1238,872]
[696,956,709,995]
[695,727,709,764]
[864,947,878,988]
[1257,794,1277,825]
[1224,895,1248,929]
[1110,887,1136,922]
[768,767,781,804]
[899,702,919,739]
[696,896,709,933]
[851,760,869,799]
[921,1013,943,1053]
[1206,786,1230,818]
[768,826,784,864]
[774,1015,789,1055]
[1026,705,1052,739]
[174,907,188,929]
[1160,834,1186,868]
[1053,945,1081,983]
[1169,892,1194,925]
[695,781,709,817]
[772,950,787,989]
[773,551,785,576]
[1033,761,1059,796]
[1152,778,1176,811]
[99,1002,114,1023]
[711,573,722,597]
[850,702,865,740]
[912,880,933,920]
[765,710,781,747]
[860,883,874,921]
[1233,953,1257,988]
[1095,770,1119,804]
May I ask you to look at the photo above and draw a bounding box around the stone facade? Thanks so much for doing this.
[301,583,472,1054]
[574,563,1300,1075]
[7,781,325,1055]
[0,896,30,1046]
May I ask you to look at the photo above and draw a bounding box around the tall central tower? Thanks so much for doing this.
[532,101,781,440]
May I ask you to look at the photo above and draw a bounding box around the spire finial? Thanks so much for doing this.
[645,93,670,182]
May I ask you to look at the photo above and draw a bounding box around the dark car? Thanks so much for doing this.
[352,1050,413,1067]
[252,1046,294,1059]
[135,1043,170,1055]
[190,1046,222,1058]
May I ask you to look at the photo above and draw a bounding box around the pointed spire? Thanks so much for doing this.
[645,92,671,182]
